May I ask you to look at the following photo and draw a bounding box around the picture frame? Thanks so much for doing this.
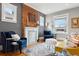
[28,12,36,22]
[71,17,79,28]
[1,3,17,23]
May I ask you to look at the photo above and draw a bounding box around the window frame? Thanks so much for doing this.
[53,14,69,34]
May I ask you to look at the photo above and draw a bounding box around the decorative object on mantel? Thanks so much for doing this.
[1,3,17,23]
[71,17,79,28]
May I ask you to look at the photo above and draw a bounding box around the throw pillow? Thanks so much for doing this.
[11,34,20,41]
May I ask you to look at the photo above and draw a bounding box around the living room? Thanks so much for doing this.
[0,3,79,56]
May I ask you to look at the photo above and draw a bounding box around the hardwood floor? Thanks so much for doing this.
[0,51,26,56]
[0,42,43,56]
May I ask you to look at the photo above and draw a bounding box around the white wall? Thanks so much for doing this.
[46,7,79,39]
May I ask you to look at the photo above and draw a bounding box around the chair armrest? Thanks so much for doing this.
[6,38,14,40]
[20,37,27,40]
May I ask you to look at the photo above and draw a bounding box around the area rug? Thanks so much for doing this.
[22,43,53,56]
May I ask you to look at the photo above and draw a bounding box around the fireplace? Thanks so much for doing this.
[25,27,38,45]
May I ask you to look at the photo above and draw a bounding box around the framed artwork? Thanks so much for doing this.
[71,17,79,28]
[28,13,36,22]
[1,3,17,23]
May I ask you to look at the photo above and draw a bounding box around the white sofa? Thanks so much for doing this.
[46,38,77,48]
[56,38,77,48]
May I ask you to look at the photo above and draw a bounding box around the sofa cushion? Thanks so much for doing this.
[56,40,77,48]
[70,34,79,44]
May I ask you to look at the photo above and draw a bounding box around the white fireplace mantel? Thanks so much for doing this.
[25,27,38,45]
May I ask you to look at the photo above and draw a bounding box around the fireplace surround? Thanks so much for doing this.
[25,27,38,45]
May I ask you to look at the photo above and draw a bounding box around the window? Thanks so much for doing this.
[39,16,44,26]
[54,18,66,28]
[53,14,68,34]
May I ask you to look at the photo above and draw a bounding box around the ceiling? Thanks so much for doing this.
[25,3,79,15]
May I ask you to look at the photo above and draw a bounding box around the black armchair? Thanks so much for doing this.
[9,31,27,48]
[44,31,55,40]
[9,31,27,53]
[0,31,27,53]
[0,32,14,52]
